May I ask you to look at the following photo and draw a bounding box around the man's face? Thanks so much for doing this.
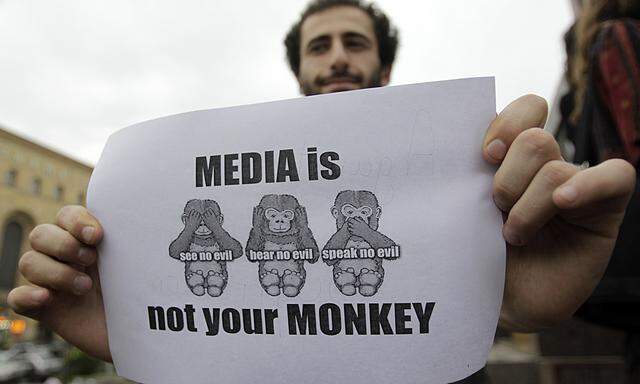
[297,6,391,95]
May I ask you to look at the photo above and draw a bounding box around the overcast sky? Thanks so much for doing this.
[0,0,573,166]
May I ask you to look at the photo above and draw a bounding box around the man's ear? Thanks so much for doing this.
[380,66,392,86]
[375,207,382,219]
[218,213,224,226]
[181,214,187,225]
[331,206,340,219]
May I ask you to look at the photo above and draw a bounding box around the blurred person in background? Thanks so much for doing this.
[556,0,640,381]
[8,1,638,383]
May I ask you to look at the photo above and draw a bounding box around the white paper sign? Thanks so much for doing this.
[87,77,504,384]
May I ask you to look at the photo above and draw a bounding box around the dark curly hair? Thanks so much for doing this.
[284,0,399,76]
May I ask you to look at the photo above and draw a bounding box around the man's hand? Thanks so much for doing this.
[7,206,110,361]
[484,95,636,332]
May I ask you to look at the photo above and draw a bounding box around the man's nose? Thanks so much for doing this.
[329,42,349,72]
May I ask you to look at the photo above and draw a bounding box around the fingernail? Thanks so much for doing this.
[77,247,95,265]
[503,225,523,246]
[486,139,507,161]
[556,185,578,204]
[81,227,95,243]
[73,275,92,294]
[31,288,49,303]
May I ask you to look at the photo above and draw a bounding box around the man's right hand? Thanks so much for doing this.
[7,205,111,362]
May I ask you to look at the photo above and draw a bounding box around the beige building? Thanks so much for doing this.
[0,126,92,340]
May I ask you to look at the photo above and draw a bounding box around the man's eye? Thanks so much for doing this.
[308,42,328,54]
[345,39,367,50]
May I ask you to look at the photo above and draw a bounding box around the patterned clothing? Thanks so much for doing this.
[593,19,640,164]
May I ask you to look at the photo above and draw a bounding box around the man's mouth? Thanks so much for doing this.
[320,77,362,92]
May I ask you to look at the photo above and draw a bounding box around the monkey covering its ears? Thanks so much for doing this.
[246,194,319,297]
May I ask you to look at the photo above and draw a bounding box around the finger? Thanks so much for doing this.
[492,128,562,211]
[29,224,97,266]
[503,161,579,245]
[7,285,51,317]
[55,206,103,246]
[483,94,549,164]
[553,158,637,213]
[19,251,93,295]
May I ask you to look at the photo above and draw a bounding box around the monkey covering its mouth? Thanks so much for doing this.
[323,190,397,297]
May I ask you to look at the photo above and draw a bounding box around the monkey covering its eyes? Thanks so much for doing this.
[169,199,243,297]
[323,190,396,296]
[246,194,319,297]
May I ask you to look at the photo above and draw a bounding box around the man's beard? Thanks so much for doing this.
[301,68,383,96]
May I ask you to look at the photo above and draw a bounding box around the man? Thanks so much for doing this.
[8,0,637,379]
[284,0,396,95]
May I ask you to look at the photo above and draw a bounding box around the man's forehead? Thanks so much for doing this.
[300,6,376,45]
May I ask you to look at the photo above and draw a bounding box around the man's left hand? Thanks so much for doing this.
[483,95,636,332]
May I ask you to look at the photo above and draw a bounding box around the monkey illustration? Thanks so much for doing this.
[246,194,319,297]
[323,190,396,296]
[169,199,243,297]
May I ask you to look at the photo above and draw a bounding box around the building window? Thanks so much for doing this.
[0,221,23,290]
[53,186,64,202]
[4,169,17,187]
[31,178,42,195]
